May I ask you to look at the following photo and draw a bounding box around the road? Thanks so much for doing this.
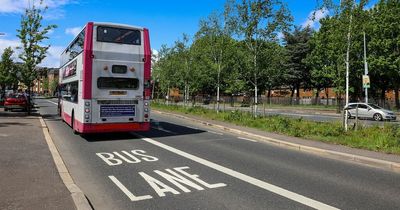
[37,98,400,210]
[195,103,399,126]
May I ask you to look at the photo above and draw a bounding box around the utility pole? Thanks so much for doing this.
[363,31,369,103]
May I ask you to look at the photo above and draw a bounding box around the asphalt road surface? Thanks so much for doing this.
[203,103,400,127]
[37,98,400,210]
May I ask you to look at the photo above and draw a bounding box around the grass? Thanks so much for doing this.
[152,103,400,155]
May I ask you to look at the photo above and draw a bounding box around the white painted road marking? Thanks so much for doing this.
[109,166,226,201]
[186,126,198,130]
[46,100,58,105]
[152,127,178,135]
[207,131,223,135]
[141,137,339,210]
[238,137,257,142]
[109,175,153,202]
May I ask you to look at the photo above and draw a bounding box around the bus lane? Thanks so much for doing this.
[37,100,312,210]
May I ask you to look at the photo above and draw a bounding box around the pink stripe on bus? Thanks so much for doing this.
[83,22,94,99]
[143,28,151,98]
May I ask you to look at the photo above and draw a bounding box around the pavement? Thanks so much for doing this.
[1,104,400,210]
[0,108,79,210]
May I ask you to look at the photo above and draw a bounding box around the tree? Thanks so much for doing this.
[0,47,18,92]
[283,26,313,101]
[226,0,292,116]
[367,0,400,109]
[49,79,58,96]
[17,0,56,114]
[174,34,193,106]
[42,78,49,94]
[196,10,233,112]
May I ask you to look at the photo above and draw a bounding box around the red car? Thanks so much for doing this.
[4,94,29,111]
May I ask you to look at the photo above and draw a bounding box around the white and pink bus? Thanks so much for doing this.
[58,22,151,134]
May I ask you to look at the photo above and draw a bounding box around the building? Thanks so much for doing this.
[32,67,58,95]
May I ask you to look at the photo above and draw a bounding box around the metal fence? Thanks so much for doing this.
[154,95,399,111]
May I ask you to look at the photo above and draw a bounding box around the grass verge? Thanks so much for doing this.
[153,103,400,155]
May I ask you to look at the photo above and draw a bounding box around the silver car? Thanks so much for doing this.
[344,103,397,121]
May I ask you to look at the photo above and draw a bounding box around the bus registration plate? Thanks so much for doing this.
[100,105,135,117]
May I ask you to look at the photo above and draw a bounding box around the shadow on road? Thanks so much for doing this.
[82,120,206,142]
[0,122,31,127]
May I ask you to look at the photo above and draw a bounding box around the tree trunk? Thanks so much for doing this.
[267,88,271,104]
[381,88,386,107]
[314,89,320,105]
[27,86,32,115]
[395,87,400,110]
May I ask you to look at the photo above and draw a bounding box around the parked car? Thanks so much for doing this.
[344,103,397,121]
[4,94,29,111]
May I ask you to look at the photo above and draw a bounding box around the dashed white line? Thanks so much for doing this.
[207,131,223,135]
[238,137,257,142]
[152,127,178,135]
[46,100,58,105]
[186,126,198,130]
[141,137,339,210]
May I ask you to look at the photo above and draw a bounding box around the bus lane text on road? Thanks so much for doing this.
[96,149,227,202]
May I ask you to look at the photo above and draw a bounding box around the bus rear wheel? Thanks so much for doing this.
[71,112,79,135]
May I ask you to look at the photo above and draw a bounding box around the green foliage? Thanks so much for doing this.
[17,0,57,89]
[42,78,49,92]
[49,79,58,95]
[0,47,18,90]
[154,0,400,111]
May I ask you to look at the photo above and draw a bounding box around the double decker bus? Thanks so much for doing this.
[58,22,151,134]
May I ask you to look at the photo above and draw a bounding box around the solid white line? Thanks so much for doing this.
[141,137,339,210]
[46,100,58,105]
[207,131,223,135]
[238,137,257,142]
[39,117,92,210]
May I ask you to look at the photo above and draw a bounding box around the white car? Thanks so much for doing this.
[344,103,397,121]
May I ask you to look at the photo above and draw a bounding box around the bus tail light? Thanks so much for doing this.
[144,114,149,118]
[85,108,90,113]
[85,114,90,119]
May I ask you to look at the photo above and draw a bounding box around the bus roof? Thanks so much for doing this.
[93,22,144,30]
[60,22,145,60]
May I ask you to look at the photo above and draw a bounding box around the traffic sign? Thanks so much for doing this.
[363,75,370,88]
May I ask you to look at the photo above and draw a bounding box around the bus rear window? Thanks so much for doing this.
[97,77,139,90]
[97,26,141,45]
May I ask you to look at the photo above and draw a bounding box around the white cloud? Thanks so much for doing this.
[0,0,73,13]
[0,0,75,19]
[41,45,64,68]
[65,27,82,37]
[0,38,21,60]
[302,8,329,29]
[0,38,63,68]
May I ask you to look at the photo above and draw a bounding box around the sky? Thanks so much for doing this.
[0,0,373,68]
